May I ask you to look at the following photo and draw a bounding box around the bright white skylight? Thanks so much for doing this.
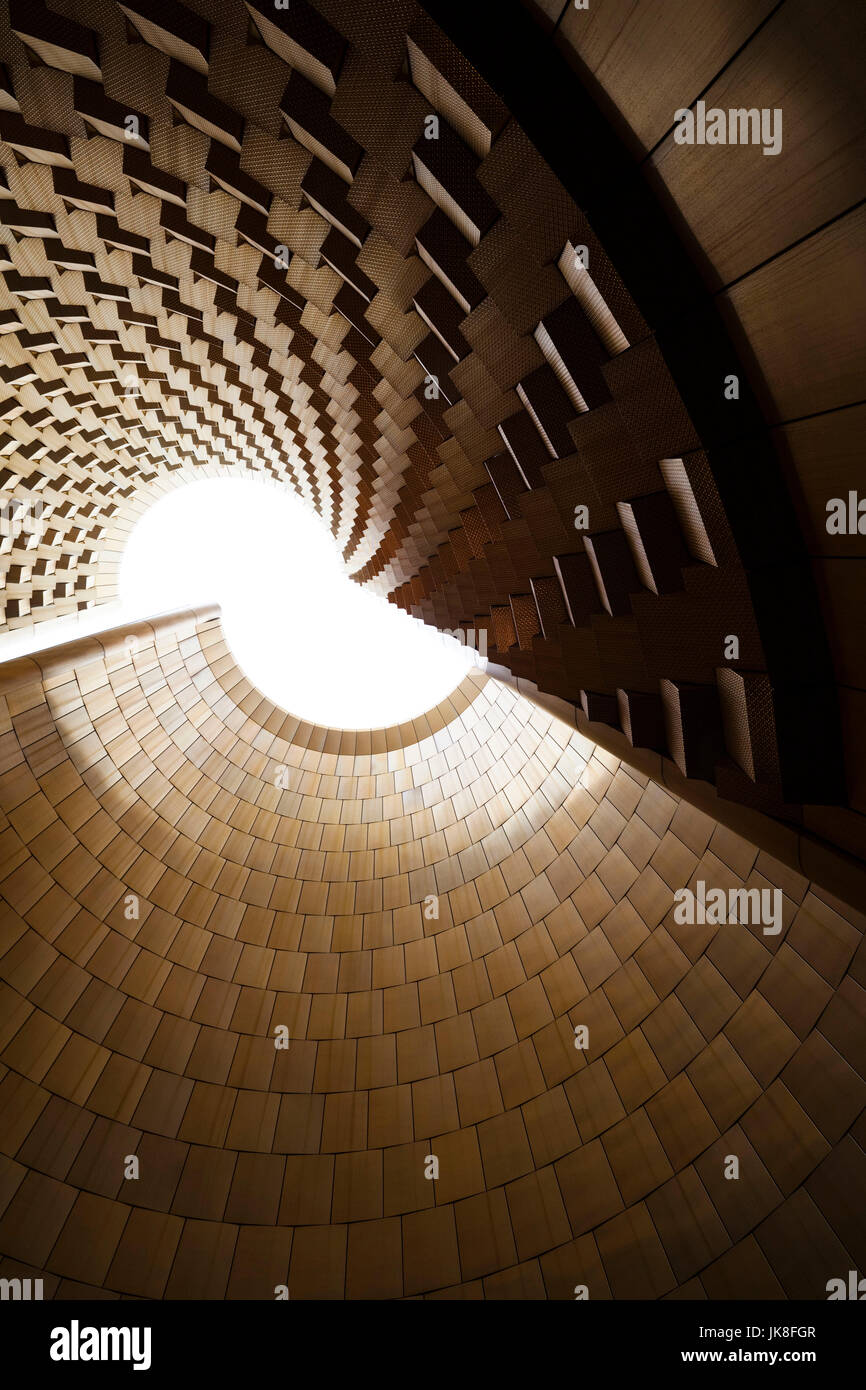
[109,476,481,728]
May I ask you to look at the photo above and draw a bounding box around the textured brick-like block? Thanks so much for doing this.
[617,492,691,596]
[583,530,642,617]
[660,680,725,782]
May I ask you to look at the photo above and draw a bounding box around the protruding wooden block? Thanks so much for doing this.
[413,277,470,363]
[280,70,362,184]
[660,679,725,782]
[245,0,346,98]
[205,143,271,215]
[553,552,599,626]
[580,689,619,725]
[617,491,690,595]
[73,77,149,150]
[319,228,376,302]
[10,0,101,80]
[516,365,577,460]
[485,452,527,522]
[617,688,666,752]
[119,0,210,75]
[0,114,72,167]
[301,159,369,248]
[535,296,611,414]
[166,61,244,152]
[415,209,485,315]
[412,121,498,247]
[498,411,550,491]
[583,529,642,617]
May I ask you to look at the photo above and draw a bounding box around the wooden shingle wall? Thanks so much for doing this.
[0,611,864,1298]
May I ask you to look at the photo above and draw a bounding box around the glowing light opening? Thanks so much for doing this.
[112,477,481,728]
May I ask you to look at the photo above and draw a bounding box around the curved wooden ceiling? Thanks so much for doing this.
[0,610,863,1298]
[0,0,863,870]
[0,0,864,1302]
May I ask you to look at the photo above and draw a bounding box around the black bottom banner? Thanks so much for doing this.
[4,1298,860,1380]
